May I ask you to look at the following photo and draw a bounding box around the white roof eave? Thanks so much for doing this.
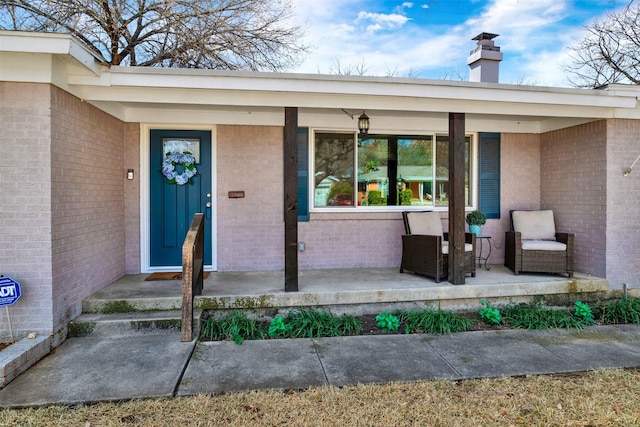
[2,31,639,120]
[0,31,102,76]
[67,65,639,112]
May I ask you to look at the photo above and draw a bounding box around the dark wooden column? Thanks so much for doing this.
[284,107,298,292]
[448,113,466,285]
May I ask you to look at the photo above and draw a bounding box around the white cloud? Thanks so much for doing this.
[288,0,628,86]
[356,11,411,32]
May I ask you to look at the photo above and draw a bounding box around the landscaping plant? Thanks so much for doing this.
[574,301,595,324]
[267,316,290,338]
[375,312,400,333]
[400,307,471,334]
[201,311,264,345]
[478,300,501,325]
[284,308,361,338]
[601,296,640,324]
[501,302,588,330]
[198,297,640,344]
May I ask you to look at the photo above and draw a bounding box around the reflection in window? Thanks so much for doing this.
[435,135,471,207]
[357,136,435,206]
[314,132,471,209]
[314,133,355,207]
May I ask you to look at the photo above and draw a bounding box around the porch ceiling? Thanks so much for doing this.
[89,100,598,134]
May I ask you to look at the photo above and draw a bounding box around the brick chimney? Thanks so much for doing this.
[467,32,503,83]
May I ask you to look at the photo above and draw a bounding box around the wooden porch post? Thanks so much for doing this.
[448,113,466,285]
[284,107,299,292]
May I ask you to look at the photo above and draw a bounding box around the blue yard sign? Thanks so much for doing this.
[0,277,22,307]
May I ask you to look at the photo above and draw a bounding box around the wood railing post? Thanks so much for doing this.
[181,213,204,342]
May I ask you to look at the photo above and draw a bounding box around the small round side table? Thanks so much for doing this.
[476,236,492,270]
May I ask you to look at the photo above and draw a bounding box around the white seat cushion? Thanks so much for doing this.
[442,241,473,254]
[521,240,566,251]
[406,212,443,237]
[512,210,556,241]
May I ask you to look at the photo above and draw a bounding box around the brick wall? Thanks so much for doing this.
[299,212,405,269]
[0,82,54,338]
[124,123,141,274]
[481,133,541,265]
[606,119,640,288]
[541,121,607,278]
[50,86,126,333]
[216,125,285,270]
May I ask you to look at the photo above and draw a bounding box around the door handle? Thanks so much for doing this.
[206,202,211,219]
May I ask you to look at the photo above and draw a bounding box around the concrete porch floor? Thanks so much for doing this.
[83,265,612,314]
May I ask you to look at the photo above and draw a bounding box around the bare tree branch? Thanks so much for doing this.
[566,1,640,88]
[0,0,308,69]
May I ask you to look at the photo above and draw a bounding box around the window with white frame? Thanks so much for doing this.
[313,132,473,209]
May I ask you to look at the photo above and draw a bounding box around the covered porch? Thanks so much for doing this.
[82,266,611,315]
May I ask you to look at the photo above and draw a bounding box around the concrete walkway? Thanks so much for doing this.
[2,324,640,408]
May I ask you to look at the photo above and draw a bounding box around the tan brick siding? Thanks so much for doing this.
[216,125,284,270]
[124,123,141,274]
[541,121,607,278]
[606,119,640,288]
[50,86,126,332]
[0,82,54,338]
[299,213,405,269]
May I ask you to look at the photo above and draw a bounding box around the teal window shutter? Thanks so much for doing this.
[297,127,309,221]
[478,132,500,219]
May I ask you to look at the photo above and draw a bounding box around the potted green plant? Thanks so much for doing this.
[466,210,486,236]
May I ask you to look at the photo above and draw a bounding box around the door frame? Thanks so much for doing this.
[140,123,217,273]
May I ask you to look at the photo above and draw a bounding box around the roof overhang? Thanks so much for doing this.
[2,31,640,133]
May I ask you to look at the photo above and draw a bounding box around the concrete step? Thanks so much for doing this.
[68,310,201,338]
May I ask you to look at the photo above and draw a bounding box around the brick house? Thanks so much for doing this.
[1,31,640,343]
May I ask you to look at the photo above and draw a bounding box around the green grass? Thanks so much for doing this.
[601,297,640,324]
[201,311,264,344]
[501,302,590,330]
[399,308,472,334]
[283,309,361,338]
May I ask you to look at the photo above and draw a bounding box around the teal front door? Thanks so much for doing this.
[150,129,212,267]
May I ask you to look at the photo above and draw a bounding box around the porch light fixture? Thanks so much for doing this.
[623,153,640,176]
[341,109,370,136]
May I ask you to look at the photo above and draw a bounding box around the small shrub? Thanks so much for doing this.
[400,308,471,334]
[367,190,383,205]
[465,210,487,226]
[201,311,264,345]
[400,189,413,206]
[601,297,640,324]
[574,301,595,324]
[375,312,400,333]
[267,316,290,338]
[478,300,501,325]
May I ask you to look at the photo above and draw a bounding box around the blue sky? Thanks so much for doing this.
[289,0,627,87]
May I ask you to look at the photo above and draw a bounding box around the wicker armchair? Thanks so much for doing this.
[400,211,476,282]
[505,210,574,278]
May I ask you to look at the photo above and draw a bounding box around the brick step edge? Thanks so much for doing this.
[0,335,50,389]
